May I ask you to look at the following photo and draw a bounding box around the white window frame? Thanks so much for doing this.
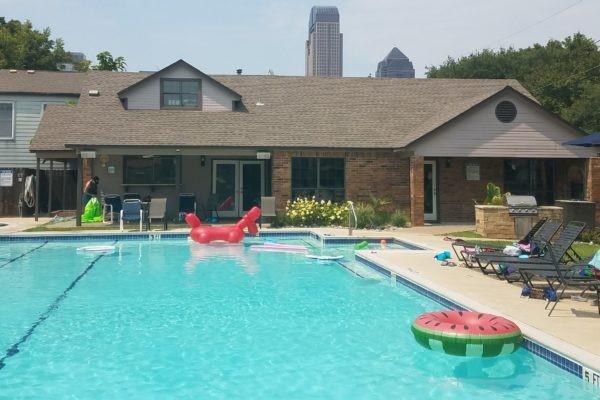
[0,101,15,140]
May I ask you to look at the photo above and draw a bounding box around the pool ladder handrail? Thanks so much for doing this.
[348,201,357,236]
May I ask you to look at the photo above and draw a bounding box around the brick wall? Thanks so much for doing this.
[271,150,416,223]
[437,157,504,223]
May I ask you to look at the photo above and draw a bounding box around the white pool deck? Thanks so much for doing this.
[1,219,599,373]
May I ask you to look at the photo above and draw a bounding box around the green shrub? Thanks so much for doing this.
[390,210,408,227]
[580,227,600,244]
[354,202,375,229]
[270,211,289,228]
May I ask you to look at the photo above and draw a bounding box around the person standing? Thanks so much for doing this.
[82,176,100,207]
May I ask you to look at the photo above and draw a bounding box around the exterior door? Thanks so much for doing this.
[424,160,437,221]
[212,160,264,217]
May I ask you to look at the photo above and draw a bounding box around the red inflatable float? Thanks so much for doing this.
[411,310,522,357]
[185,206,261,244]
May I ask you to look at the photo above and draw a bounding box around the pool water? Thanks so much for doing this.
[0,238,595,399]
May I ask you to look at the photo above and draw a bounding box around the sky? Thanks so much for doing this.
[2,0,599,77]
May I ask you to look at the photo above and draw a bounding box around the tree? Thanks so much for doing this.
[426,33,600,132]
[92,51,126,71]
[0,17,70,70]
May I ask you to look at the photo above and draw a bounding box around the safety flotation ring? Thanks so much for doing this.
[411,311,522,357]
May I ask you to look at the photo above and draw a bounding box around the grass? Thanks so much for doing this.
[441,230,483,238]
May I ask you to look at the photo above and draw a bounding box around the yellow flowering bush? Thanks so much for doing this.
[285,197,349,226]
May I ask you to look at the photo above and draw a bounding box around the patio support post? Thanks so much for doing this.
[409,155,425,227]
[62,159,67,211]
[48,160,53,215]
[76,156,82,227]
[34,157,40,221]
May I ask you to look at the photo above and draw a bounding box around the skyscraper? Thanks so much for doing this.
[376,47,415,78]
[305,6,343,77]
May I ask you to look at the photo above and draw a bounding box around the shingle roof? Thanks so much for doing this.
[0,69,84,95]
[30,70,534,151]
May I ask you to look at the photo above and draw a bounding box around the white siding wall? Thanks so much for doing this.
[124,63,236,111]
[408,92,594,158]
[0,94,77,169]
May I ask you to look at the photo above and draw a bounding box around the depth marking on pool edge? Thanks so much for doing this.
[0,241,48,269]
[0,241,115,370]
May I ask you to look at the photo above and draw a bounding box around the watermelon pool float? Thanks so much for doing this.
[411,311,522,357]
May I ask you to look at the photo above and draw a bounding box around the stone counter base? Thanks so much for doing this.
[475,205,563,239]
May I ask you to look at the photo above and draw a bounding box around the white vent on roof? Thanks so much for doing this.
[88,90,100,96]
[256,97,264,106]
[27,70,35,74]
[9,69,17,73]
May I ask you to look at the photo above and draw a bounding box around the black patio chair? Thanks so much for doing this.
[471,219,563,278]
[102,194,122,224]
[476,221,585,284]
[451,217,548,267]
[511,241,600,316]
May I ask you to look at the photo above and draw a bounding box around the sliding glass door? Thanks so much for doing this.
[212,160,264,217]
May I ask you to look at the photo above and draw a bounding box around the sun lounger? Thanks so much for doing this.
[451,217,548,265]
[147,198,167,231]
[470,219,562,277]
[120,199,144,232]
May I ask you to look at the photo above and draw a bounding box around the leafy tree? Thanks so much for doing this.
[92,51,126,71]
[0,17,69,70]
[426,33,600,132]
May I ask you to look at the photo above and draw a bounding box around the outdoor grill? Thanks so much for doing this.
[505,195,538,239]
[505,195,538,216]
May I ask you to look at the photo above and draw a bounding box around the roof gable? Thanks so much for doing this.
[117,59,241,99]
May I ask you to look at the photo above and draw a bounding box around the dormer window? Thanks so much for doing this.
[161,79,201,108]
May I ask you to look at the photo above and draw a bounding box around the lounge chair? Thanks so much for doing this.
[451,217,549,267]
[512,242,600,316]
[259,196,276,228]
[147,198,168,231]
[102,194,122,224]
[123,193,141,201]
[477,221,585,281]
[120,199,144,232]
[469,219,562,276]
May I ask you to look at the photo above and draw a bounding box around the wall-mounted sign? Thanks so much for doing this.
[256,152,271,160]
[0,169,13,187]
[107,166,116,174]
[465,164,480,181]
[80,151,97,159]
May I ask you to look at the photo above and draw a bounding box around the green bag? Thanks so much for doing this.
[82,197,103,223]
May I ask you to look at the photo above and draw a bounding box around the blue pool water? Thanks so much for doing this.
[0,238,595,399]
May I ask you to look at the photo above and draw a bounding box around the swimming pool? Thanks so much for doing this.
[0,237,595,399]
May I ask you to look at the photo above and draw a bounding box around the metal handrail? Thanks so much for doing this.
[348,201,357,236]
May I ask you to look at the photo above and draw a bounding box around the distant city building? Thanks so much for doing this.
[376,47,415,78]
[305,6,343,77]
[57,52,86,72]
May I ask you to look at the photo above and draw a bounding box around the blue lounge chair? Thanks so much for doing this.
[120,199,144,231]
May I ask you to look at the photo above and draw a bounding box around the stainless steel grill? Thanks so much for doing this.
[505,195,538,216]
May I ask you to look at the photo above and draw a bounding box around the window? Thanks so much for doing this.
[161,79,201,108]
[0,102,15,139]
[124,156,176,184]
[504,159,555,205]
[292,157,344,201]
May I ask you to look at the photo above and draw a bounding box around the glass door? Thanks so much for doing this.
[424,160,437,221]
[240,161,264,213]
[212,161,239,217]
[212,160,265,217]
